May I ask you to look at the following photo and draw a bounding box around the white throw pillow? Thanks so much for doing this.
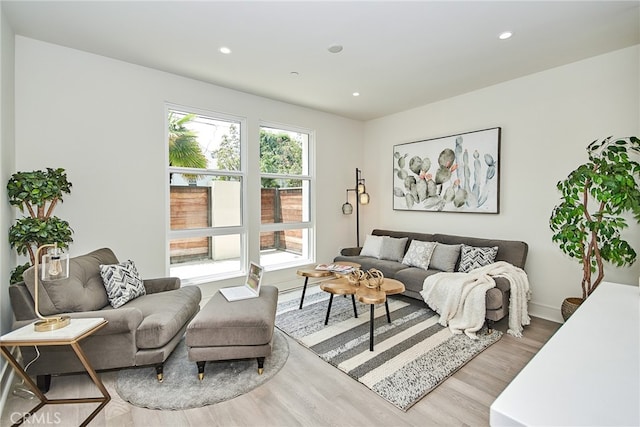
[360,235,383,258]
[379,236,409,262]
[402,240,437,270]
[100,260,146,308]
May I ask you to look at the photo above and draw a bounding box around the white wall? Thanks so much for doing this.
[363,45,640,321]
[1,6,16,335]
[14,36,364,296]
[0,2,16,411]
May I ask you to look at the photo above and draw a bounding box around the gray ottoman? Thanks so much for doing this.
[186,285,278,380]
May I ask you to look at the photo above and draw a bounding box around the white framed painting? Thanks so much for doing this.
[393,127,501,213]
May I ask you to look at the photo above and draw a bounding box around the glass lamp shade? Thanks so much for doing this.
[359,192,370,205]
[41,248,70,281]
[357,182,366,194]
[342,202,353,215]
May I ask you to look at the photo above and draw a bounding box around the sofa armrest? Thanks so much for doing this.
[340,247,362,256]
[143,277,181,294]
[11,308,144,336]
[9,283,37,321]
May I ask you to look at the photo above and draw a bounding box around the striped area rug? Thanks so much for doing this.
[276,287,502,411]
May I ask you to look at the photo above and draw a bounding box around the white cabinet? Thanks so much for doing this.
[490,282,639,426]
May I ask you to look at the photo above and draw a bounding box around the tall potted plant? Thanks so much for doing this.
[549,136,640,319]
[7,168,73,283]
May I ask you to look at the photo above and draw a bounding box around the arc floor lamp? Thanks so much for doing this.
[342,168,370,247]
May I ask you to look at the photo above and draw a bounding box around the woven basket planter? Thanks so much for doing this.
[561,297,584,321]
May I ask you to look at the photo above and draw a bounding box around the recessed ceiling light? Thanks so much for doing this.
[290,71,299,77]
[328,45,343,54]
[498,31,513,40]
[352,92,360,97]
[219,46,232,54]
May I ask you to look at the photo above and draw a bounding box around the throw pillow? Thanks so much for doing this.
[379,236,409,262]
[402,240,437,270]
[360,235,383,258]
[100,260,146,308]
[458,244,499,273]
[429,243,462,272]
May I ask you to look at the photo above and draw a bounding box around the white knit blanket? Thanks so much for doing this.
[419,261,531,339]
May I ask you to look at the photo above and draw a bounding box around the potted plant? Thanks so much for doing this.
[549,136,640,320]
[7,168,73,283]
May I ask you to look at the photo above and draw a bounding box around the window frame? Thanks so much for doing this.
[165,103,248,284]
[258,122,316,270]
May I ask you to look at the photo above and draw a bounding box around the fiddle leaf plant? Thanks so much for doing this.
[549,136,640,300]
[7,168,73,283]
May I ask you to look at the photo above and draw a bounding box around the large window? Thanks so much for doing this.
[259,125,313,268]
[167,106,245,284]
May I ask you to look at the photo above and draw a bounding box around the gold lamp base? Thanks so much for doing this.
[34,316,71,332]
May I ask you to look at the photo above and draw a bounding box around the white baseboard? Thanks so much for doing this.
[529,301,563,323]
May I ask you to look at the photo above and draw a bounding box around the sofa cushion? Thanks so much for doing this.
[380,236,409,262]
[429,243,461,272]
[360,235,383,258]
[100,260,146,308]
[458,244,498,273]
[23,248,115,316]
[395,267,441,294]
[402,240,436,270]
[113,285,201,349]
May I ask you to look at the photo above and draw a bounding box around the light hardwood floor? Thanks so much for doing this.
[2,294,560,427]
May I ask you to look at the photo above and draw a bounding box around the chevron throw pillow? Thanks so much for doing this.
[100,260,146,308]
[458,244,498,273]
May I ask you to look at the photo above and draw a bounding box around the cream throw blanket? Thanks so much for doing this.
[419,261,531,339]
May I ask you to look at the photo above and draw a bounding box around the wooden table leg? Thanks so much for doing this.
[324,293,334,325]
[299,277,310,309]
[369,304,375,351]
[351,295,358,318]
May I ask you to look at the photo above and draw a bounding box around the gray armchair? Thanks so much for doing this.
[9,248,201,391]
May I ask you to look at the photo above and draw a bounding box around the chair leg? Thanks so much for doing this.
[197,361,206,380]
[155,364,164,382]
[257,357,265,375]
[486,319,495,334]
[37,374,51,393]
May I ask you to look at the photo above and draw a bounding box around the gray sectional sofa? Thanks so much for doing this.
[334,229,528,326]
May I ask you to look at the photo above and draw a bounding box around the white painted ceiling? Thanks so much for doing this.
[3,1,639,121]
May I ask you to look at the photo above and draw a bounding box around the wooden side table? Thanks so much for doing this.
[0,318,110,427]
[296,262,360,309]
[321,277,405,351]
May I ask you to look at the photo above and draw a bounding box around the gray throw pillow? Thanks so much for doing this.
[379,236,408,262]
[100,260,146,308]
[402,240,436,270]
[360,235,383,258]
[458,244,499,273]
[429,243,462,272]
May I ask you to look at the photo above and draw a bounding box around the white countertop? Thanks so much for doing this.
[490,282,639,426]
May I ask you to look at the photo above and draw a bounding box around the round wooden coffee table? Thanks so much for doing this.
[320,277,405,351]
[296,262,360,309]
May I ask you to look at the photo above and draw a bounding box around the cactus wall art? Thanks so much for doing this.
[393,127,500,213]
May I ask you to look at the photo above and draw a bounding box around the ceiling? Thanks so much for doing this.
[3,1,639,121]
